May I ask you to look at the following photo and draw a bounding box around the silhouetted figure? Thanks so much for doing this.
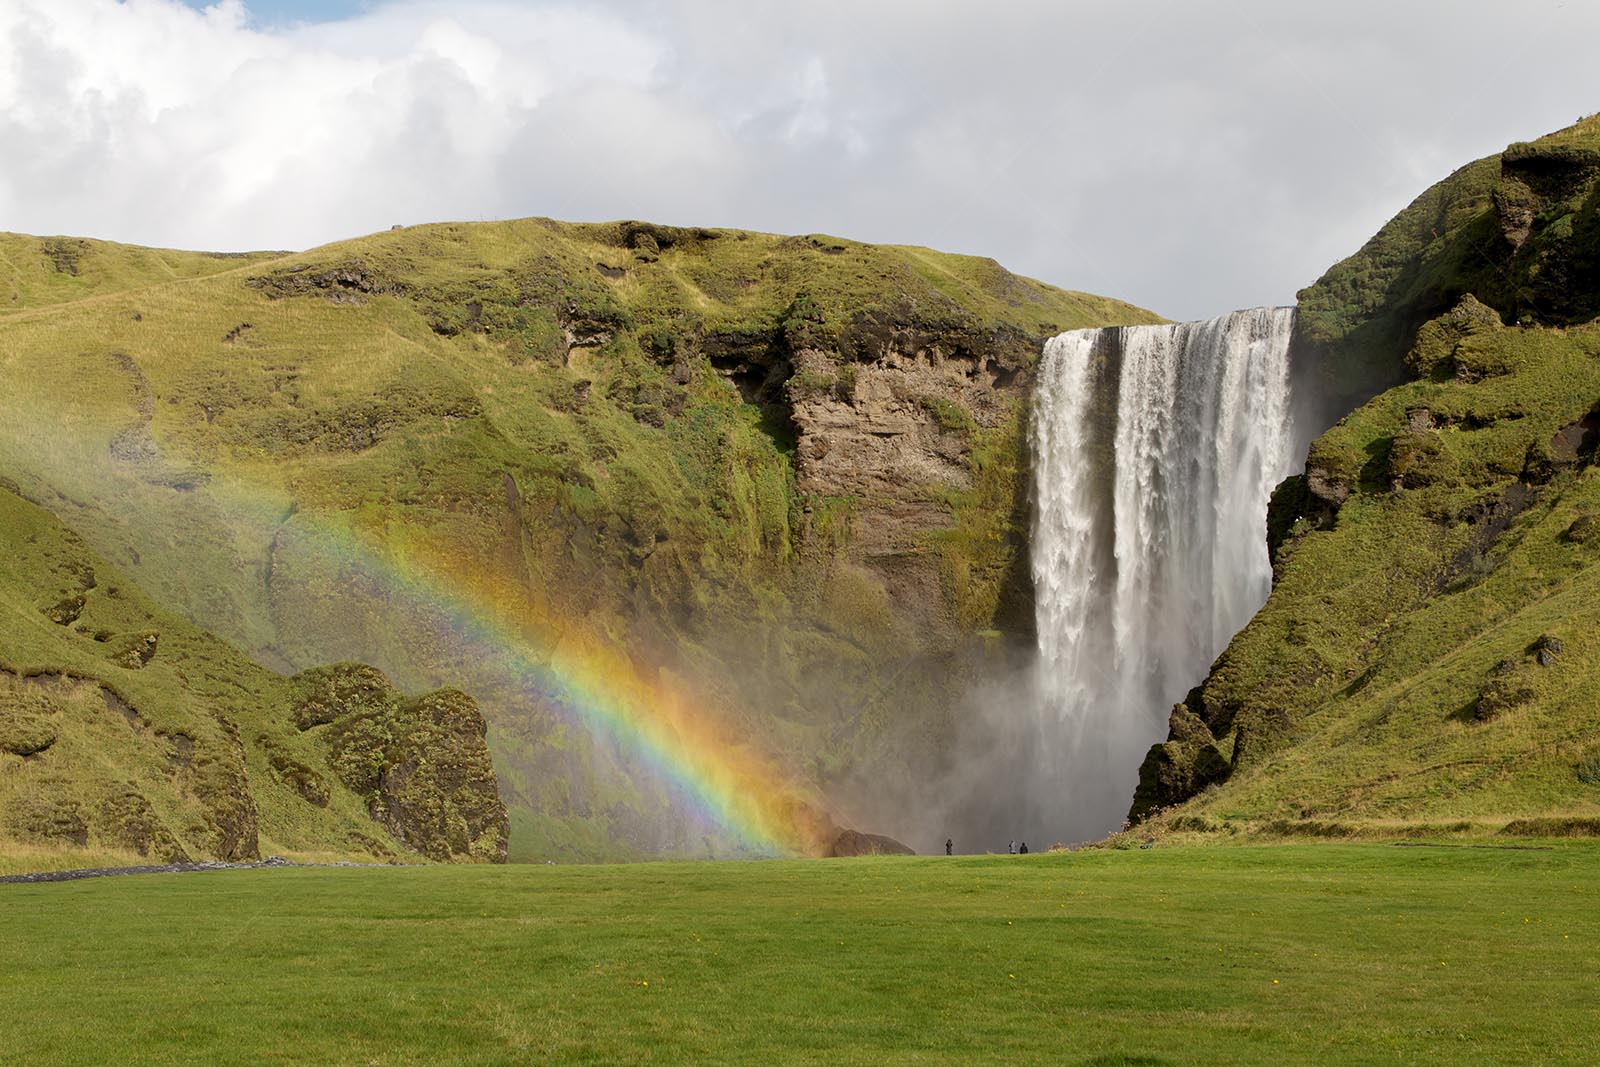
[1008,840,1015,854]
[945,838,953,856]
[1019,842,1029,855]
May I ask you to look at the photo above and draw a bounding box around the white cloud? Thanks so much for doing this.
[3,0,1600,317]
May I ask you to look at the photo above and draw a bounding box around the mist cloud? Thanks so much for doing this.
[3,0,1599,318]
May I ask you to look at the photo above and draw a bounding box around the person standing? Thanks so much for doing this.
[1008,840,1015,854]
[945,838,953,856]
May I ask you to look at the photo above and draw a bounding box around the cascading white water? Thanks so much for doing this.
[1030,307,1296,838]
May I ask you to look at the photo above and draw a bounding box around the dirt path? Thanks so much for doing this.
[0,857,303,884]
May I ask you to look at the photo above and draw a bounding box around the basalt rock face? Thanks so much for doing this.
[1134,117,1600,833]
[784,308,1048,644]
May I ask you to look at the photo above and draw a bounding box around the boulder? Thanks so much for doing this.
[826,828,915,857]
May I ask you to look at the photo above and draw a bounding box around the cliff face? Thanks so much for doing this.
[1133,117,1600,834]
[0,220,1157,860]
[0,486,507,868]
[786,310,1044,640]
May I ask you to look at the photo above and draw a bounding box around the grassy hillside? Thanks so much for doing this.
[0,222,1157,861]
[1134,118,1600,834]
[4,844,1596,1064]
[0,483,506,866]
[0,233,282,315]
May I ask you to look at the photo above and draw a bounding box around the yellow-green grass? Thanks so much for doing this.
[0,233,284,315]
[3,844,1597,1065]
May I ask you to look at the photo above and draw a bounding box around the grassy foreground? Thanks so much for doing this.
[3,844,1597,1065]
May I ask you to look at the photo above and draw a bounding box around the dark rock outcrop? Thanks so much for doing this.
[293,665,508,862]
[825,828,915,857]
[247,258,405,305]
[97,786,190,863]
[1129,704,1230,823]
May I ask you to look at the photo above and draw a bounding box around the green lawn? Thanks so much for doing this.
[3,844,1597,1065]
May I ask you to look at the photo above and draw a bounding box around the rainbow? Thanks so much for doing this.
[208,481,838,858]
[0,368,842,858]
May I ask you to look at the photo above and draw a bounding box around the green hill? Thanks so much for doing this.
[0,220,1157,864]
[0,483,505,867]
[1135,116,1600,836]
[1,232,284,315]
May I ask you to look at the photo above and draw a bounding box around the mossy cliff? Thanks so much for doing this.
[1293,115,1600,429]
[0,485,506,867]
[0,220,1156,861]
[1134,117,1600,835]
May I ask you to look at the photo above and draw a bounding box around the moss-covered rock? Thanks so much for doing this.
[1388,428,1459,489]
[296,666,508,863]
[1405,294,1504,380]
[96,785,189,862]
[1129,704,1230,824]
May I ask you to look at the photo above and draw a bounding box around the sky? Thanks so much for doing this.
[2,1,1598,320]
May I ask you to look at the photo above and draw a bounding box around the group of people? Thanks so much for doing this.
[941,839,1029,855]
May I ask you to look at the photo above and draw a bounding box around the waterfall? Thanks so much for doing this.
[1029,307,1296,839]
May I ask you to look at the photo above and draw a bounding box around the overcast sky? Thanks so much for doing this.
[2,0,1597,320]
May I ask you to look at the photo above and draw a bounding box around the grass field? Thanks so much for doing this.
[3,844,1597,1065]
